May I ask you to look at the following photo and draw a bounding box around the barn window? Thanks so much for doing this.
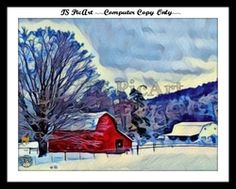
[116,139,123,149]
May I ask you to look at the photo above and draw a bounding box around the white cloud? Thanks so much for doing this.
[19,19,217,97]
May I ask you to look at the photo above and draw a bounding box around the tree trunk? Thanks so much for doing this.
[35,93,48,157]
[38,139,48,157]
[34,133,48,157]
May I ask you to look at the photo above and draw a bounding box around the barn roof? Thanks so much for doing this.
[60,112,109,131]
[166,122,213,136]
[57,111,133,141]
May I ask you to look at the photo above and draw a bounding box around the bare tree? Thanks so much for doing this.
[18,27,99,156]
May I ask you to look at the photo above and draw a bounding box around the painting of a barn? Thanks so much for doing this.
[48,112,133,154]
[166,122,218,143]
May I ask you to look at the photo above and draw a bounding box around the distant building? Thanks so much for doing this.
[166,122,217,142]
[19,142,39,156]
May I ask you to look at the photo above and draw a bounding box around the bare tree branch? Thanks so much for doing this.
[18,27,97,143]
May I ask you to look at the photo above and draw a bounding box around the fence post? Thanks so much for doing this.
[93,153,96,159]
[34,156,37,165]
[64,152,66,161]
[136,145,139,155]
[153,143,155,152]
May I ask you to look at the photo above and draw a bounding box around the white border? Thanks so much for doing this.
[7,7,229,182]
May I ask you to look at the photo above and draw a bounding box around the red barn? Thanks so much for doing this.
[48,112,132,154]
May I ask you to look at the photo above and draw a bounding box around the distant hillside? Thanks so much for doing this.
[148,81,217,103]
[145,81,218,135]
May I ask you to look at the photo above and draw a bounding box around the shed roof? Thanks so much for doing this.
[166,122,213,136]
[18,141,39,148]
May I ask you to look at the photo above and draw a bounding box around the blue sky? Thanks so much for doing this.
[20,18,217,96]
[72,19,217,73]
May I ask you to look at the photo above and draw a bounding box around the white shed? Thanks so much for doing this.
[18,142,39,156]
[166,122,217,142]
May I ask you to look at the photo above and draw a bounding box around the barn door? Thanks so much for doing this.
[115,139,123,152]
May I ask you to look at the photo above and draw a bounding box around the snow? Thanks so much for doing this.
[19,147,217,171]
[60,112,109,131]
[19,142,39,156]
[166,122,215,136]
[19,142,39,148]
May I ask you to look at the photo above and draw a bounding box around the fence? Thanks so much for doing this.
[19,142,217,167]
[132,143,217,155]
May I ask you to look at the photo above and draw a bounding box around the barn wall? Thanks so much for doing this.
[48,113,132,153]
[102,128,132,152]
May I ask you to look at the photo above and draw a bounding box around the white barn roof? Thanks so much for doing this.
[166,122,213,136]
[60,112,111,131]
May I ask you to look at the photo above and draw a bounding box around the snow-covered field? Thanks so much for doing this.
[19,147,217,171]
